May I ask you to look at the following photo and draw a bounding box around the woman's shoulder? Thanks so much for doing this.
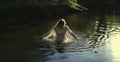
[54,26,58,29]
[64,25,70,29]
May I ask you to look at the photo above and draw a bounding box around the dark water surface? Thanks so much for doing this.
[1,10,120,62]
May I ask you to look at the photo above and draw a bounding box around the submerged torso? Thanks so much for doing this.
[54,27,67,42]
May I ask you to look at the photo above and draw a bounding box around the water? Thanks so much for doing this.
[1,10,120,62]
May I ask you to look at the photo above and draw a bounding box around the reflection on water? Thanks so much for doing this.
[111,33,120,61]
[1,11,120,62]
[108,23,120,62]
[36,13,120,62]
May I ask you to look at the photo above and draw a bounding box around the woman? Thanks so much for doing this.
[41,19,79,52]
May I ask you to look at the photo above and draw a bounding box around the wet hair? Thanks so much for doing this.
[55,19,66,28]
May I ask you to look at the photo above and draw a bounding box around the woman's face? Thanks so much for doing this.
[57,19,66,27]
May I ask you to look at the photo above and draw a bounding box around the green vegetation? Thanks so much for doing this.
[0,0,87,10]
[0,0,118,10]
[0,0,119,24]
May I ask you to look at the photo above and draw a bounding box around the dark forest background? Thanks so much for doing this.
[0,0,119,24]
[0,1,119,62]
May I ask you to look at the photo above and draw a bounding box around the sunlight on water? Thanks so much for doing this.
[111,33,120,61]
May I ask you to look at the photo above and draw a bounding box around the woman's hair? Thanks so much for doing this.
[55,19,66,27]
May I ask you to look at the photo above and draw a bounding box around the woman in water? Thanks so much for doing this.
[41,19,79,53]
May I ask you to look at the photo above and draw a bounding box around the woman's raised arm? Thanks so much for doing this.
[66,25,80,40]
[41,27,56,40]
